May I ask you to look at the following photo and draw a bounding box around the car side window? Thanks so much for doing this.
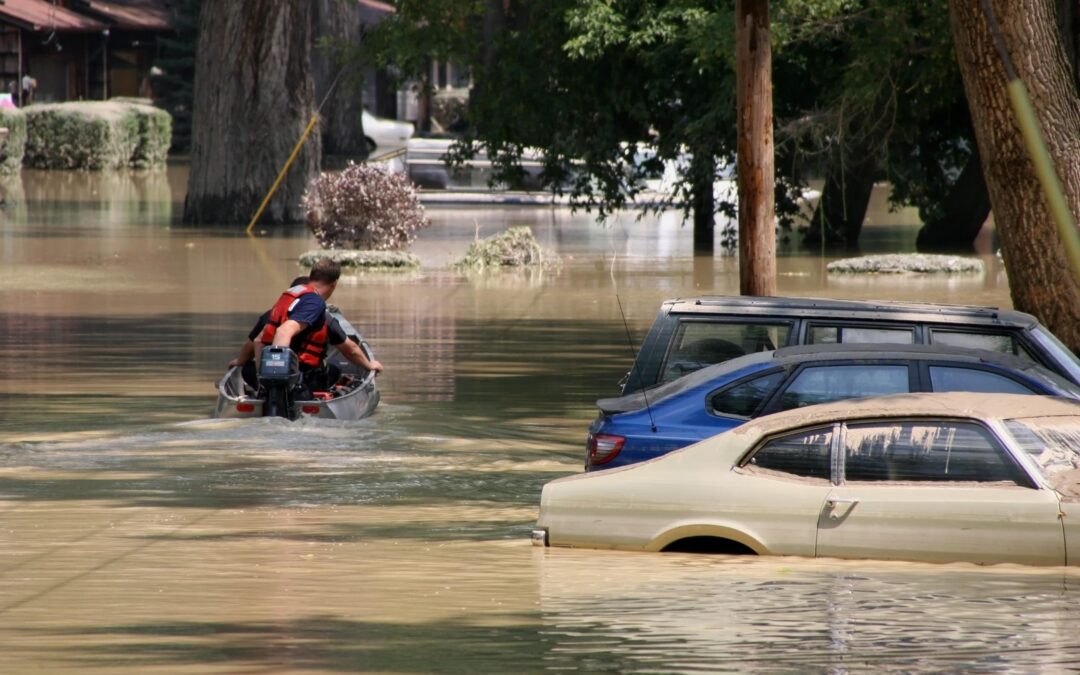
[807,325,915,345]
[711,371,785,417]
[842,420,1029,484]
[661,321,792,383]
[776,365,909,410]
[928,366,1036,394]
[745,427,834,480]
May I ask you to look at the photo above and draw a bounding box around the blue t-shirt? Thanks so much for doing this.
[287,292,326,329]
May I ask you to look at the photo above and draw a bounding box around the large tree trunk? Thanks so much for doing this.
[803,141,877,247]
[916,149,991,250]
[691,153,715,254]
[313,0,366,157]
[950,0,1080,350]
[184,0,318,225]
[735,0,776,295]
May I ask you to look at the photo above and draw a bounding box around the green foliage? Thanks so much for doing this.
[127,102,173,168]
[774,0,968,226]
[359,0,972,238]
[152,0,200,153]
[347,0,485,86]
[0,106,27,174]
[23,101,172,170]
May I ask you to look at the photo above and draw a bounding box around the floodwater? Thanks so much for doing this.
[2,166,1079,673]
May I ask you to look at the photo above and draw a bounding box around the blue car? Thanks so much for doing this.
[585,343,1080,471]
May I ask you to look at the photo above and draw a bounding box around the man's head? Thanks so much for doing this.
[308,258,341,298]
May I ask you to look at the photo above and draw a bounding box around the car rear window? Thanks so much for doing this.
[711,371,785,417]
[745,427,833,480]
[661,321,792,383]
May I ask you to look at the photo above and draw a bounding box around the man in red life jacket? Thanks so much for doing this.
[229,275,384,390]
[254,258,383,393]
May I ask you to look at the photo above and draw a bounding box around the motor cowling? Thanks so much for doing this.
[258,347,300,419]
[258,346,300,387]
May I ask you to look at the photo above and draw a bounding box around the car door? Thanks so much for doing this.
[816,419,1065,565]
[735,424,838,556]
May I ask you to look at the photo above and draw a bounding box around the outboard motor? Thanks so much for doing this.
[258,346,300,419]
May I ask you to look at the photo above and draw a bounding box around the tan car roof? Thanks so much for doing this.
[729,391,1080,441]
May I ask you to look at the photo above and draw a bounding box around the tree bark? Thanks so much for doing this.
[735,0,776,295]
[916,149,991,250]
[950,0,1080,350]
[313,0,366,157]
[803,141,877,247]
[184,0,319,226]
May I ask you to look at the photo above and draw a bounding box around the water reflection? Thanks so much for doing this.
[4,167,1067,673]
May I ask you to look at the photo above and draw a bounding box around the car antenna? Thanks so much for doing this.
[611,252,658,433]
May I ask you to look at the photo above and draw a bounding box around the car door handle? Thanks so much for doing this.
[826,498,859,508]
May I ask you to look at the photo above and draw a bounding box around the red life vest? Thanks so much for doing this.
[259,284,329,368]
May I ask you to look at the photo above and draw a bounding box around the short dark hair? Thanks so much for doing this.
[290,275,310,287]
[309,258,341,284]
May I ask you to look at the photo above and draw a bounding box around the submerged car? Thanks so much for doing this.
[622,296,1080,394]
[587,344,1080,471]
[539,392,1080,566]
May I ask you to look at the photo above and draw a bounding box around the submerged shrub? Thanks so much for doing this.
[0,106,26,174]
[453,226,556,270]
[298,248,421,269]
[302,162,430,250]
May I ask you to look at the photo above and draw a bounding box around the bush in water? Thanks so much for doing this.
[453,226,557,270]
[302,162,430,251]
[0,106,26,174]
[23,100,171,170]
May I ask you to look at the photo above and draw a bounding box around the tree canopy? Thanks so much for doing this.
[360,0,977,251]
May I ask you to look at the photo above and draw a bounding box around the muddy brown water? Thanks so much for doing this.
[2,167,1079,673]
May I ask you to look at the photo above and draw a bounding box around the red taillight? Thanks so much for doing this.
[587,433,626,467]
[301,405,321,415]
[236,402,255,413]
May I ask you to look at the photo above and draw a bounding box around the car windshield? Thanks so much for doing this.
[1004,416,1080,497]
[662,321,791,383]
[1029,327,1080,384]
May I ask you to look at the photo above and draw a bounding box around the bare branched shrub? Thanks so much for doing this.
[302,162,430,250]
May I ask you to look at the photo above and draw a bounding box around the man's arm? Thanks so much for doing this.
[228,340,255,368]
[337,338,384,373]
[272,319,306,347]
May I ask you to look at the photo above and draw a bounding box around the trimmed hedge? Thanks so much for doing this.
[23,99,171,170]
[0,106,26,174]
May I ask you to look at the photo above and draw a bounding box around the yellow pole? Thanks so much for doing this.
[245,113,320,235]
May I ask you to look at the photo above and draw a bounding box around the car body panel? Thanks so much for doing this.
[818,484,1064,565]
[544,433,832,555]
[541,393,1080,566]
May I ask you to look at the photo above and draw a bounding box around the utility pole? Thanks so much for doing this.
[735,0,776,296]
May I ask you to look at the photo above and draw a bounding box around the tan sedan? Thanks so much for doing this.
[534,392,1080,566]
